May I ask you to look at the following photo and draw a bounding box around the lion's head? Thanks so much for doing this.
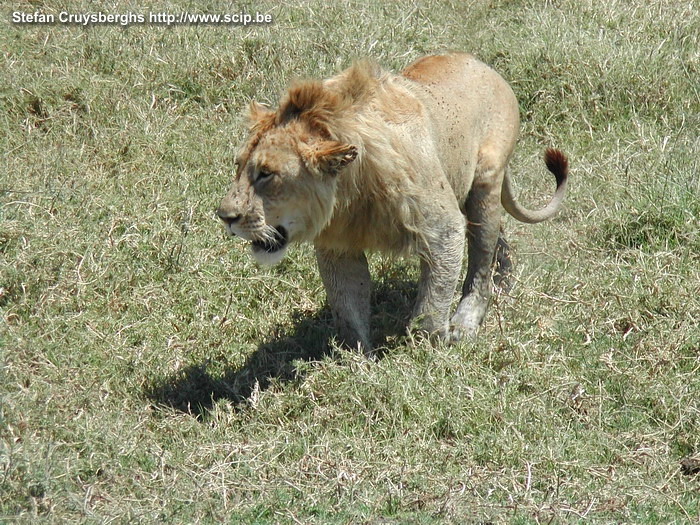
[217,82,360,265]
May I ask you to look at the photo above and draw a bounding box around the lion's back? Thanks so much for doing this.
[402,53,520,200]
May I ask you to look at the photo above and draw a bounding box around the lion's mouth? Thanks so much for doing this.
[251,226,288,254]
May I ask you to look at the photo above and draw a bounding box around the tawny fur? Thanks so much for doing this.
[218,52,569,353]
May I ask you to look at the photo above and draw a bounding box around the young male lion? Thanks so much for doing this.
[217,52,568,354]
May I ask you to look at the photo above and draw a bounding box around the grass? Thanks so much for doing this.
[1,0,699,522]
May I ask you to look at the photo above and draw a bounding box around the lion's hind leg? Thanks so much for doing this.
[450,164,505,341]
[492,227,513,293]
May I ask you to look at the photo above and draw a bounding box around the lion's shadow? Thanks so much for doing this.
[144,275,417,419]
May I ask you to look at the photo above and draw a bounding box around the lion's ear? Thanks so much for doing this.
[301,141,357,176]
[247,101,274,128]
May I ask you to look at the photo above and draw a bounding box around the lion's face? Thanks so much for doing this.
[218,118,357,265]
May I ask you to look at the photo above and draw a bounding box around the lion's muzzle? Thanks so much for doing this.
[251,226,288,255]
[216,207,241,235]
[217,204,290,265]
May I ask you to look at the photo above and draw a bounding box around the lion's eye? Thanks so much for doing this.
[255,169,276,184]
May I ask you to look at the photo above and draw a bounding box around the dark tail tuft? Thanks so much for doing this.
[544,148,569,187]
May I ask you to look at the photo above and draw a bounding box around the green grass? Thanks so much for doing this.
[2,0,699,522]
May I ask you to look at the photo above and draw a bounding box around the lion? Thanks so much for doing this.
[217,52,568,354]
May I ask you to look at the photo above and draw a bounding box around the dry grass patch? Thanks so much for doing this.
[2,0,698,523]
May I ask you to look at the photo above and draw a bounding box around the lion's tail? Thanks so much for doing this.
[501,148,569,224]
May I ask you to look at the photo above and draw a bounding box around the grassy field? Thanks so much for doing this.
[1,0,699,522]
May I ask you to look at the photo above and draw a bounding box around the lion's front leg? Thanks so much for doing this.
[315,248,373,355]
[411,208,466,340]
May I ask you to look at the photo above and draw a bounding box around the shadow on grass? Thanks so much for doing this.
[144,275,417,419]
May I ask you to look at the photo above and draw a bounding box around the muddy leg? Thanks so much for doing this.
[315,248,373,355]
[411,207,465,340]
[450,178,503,341]
[492,227,513,293]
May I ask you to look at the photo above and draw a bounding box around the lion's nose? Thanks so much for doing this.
[216,208,242,227]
